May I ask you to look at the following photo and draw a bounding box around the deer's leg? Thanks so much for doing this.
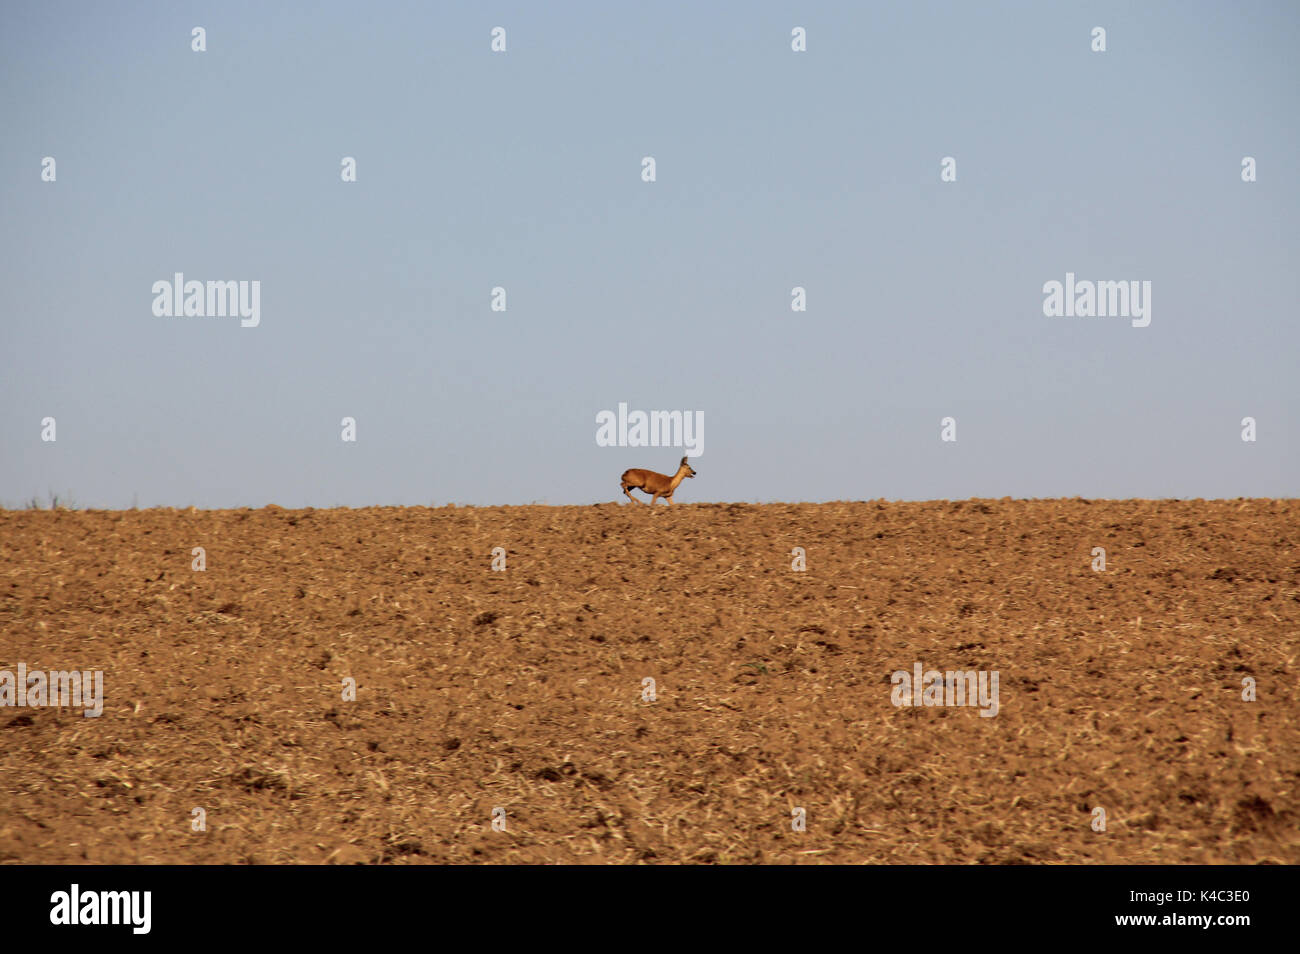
[622,483,641,504]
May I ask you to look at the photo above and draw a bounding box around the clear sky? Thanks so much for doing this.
[2,1,1296,507]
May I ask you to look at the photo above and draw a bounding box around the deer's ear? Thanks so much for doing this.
[681,456,688,465]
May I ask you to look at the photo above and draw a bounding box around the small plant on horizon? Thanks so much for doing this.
[24,490,76,510]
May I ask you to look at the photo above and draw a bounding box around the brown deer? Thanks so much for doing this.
[620,456,696,505]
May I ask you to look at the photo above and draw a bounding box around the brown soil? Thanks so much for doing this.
[0,499,1296,864]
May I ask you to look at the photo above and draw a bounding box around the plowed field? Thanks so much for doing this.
[1,499,1296,864]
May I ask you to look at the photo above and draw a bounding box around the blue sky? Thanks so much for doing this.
[2,1,1297,507]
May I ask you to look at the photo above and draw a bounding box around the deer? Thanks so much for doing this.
[620,456,696,505]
